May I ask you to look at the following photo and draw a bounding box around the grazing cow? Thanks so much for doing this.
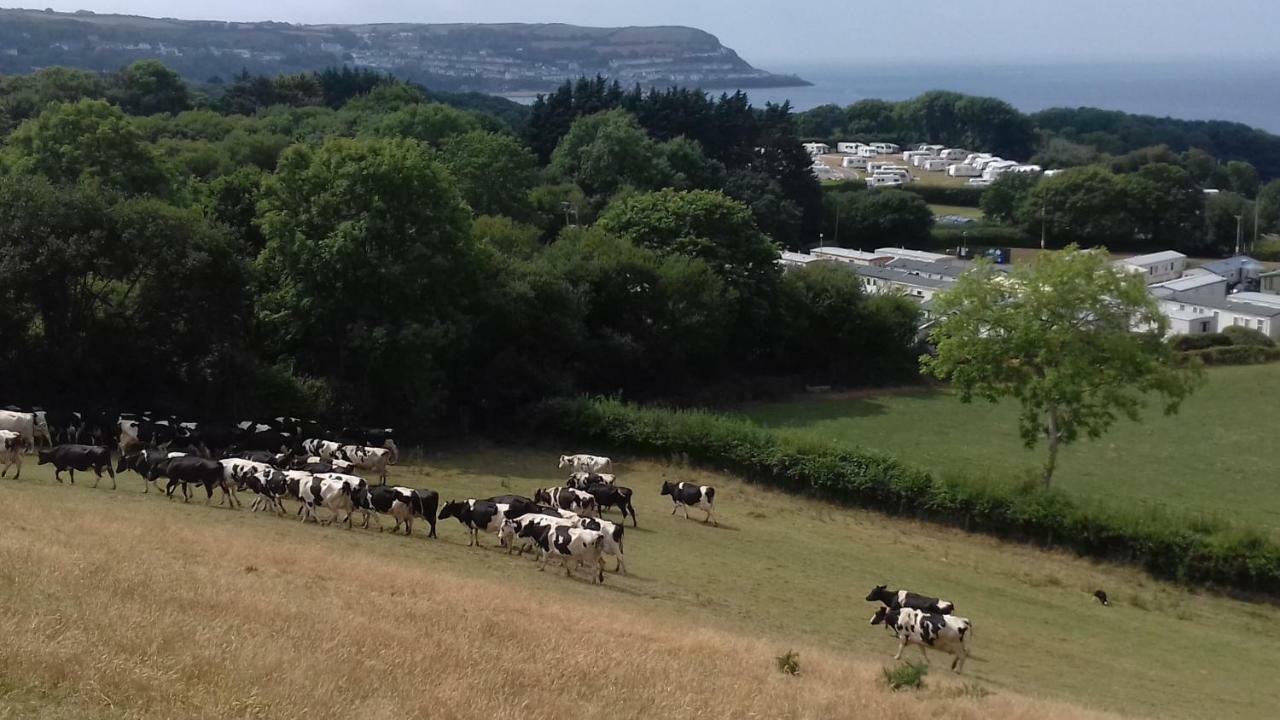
[499,513,576,556]
[300,473,362,528]
[864,585,954,615]
[341,427,398,464]
[870,606,972,673]
[221,459,287,514]
[151,456,226,503]
[289,456,355,475]
[566,471,616,489]
[533,487,599,517]
[223,449,281,466]
[580,482,637,527]
[485,494,540,520]
[332,445,391,485]
[1094,590,1110,607]
[516,522,607,584]
[558,454,612,474]
[0,410,37,451]
[368,486,439,538]
[575,515,626,574]
[438,499,511,547]
[660,481,717,526]
[37,445,116,488]
[1,430,25,478]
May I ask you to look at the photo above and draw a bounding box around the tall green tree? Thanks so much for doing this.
[825,188,933,249]
[256,137,477,422]
[108,60,192,116]
[440,130,538,219]
[981,172,1040,225]
[548,109,668,200]
[1020,167,1136,248]
[922,247,1202,488]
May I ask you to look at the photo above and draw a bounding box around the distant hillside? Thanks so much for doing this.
[0,7,808,92]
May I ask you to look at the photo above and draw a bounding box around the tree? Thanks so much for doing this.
[981,172,1040,225]
[256,137,477,423]
[922,247,1202,488]
[1257,180,1280,234]
[1225,160,1260,199]
[1204,192,1256,254]
[440,130,538,219]
[548,109,668,200]
[369,103,482,145]
[1020,167,1136,248]
[1118,163,1205,252]
[109,60,192,116]
[825,188,934,249]
[5,99,171,195]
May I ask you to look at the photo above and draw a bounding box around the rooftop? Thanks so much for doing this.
[811,246,890,262]
[886,257,964,278]
[1149,272,1228,293]
[853,264,957,290]
[1168,291,1280,318]
[874,247,953,263]
[779,251,824,265]
[1201,256,1263,273]
[1118,250,1187,267]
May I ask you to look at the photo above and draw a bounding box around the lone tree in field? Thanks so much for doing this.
[921,246,1202,489]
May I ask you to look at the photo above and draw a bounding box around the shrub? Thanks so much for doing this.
[1253,235,1280,262]
[929,226,1035,250]
[775,650,800,676]
[1170,333,1232,351]
[523,397,1280,596]
[900,185,986,208]
[1222,325,1276,348]
[882,661,928,691]
[1185,345,1280,366]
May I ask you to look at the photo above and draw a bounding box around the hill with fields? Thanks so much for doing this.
[0,7,807,92]
[3,448,1278,718]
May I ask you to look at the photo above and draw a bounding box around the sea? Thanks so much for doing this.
[736,61,1280,134]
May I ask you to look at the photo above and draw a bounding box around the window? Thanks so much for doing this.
[1259,319,1265,330]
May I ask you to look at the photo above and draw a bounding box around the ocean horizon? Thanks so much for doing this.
[738,60,1280,134]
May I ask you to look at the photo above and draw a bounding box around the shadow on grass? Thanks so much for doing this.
[742,387,947,431]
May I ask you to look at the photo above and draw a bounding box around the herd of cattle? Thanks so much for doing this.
[2,406,975,672]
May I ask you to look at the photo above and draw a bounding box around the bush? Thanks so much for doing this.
[1170,333,1232,351]
[900,185,986,208]
[882,661,928,691]
[929,226,1036,250]
[775,650,801,676]
[1185,345,1280,366]
[1222,325,1276,347]
[1252,235,1280,262]
[523,397,1280,596]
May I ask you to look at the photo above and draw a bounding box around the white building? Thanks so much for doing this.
[854,264,956,302]
[810,247,893,266]
[1159,292,1280,339]
[836,142,865,154]
[779,251,828,268]
[803,142,831,156]
[1148,271,1229,302]
[1117,251,1187,285]
[875,247,953,263]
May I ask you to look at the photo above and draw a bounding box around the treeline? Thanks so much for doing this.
[0,61,918,432]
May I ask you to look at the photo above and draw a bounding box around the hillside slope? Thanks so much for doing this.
[0,8,807,92]
[2,448,1279,718]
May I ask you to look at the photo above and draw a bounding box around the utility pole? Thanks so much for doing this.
[1254,197,1260,253]
[818,232,825,249]
[1235,214,1244,256]
[1040,198,1047,250]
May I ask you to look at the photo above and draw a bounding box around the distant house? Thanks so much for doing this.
[1158,291,1280,339]
[1261,269,1280,296]
[778,251,828,268]
[852,264,955,302]
[809,247,893,266]
[1148,271,1229,302]
[1199,256,1264,287]
[802,142,831,156]
[1117,251,1187,285]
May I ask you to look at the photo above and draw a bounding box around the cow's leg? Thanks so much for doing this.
[682,504,690,520]
[107,464,116,490]
[615,552,626,574]
[92,467,102,489]
[367,511,383,532]
[917,645,929,663]
[670,502,678,516]
[893,640,907,661]
[954,648,967,673]
[67,469,75,485]
[53,468,62,483]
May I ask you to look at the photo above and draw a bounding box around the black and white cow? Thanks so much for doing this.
[438,499,511,547]
[558,454,612,474]
[659,481,716,526]
[575,515,626,574]
[37,445,116,488]
[516,522,607,584]
[566,471,615,488]
[340,427,398,464]
[151,456,226,503]
[499,513,576,556]
[221,458,288,514]
[116,417,177,455]
[332,445,391,485]
[300,473,362,528]
[533,487,599,517]
[1,430,25,478]
[289,456,355,475]
[485,494,540,520]
[864,585,954,615]
[367,486,439,538]
[301,438,343,460]
[579,482,637,527]
[0,410,37,451]
[869,606,972,673]
[43,410,83,445]
[118,448,189,492]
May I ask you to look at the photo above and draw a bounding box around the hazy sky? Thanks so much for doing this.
[30,1,1280,66]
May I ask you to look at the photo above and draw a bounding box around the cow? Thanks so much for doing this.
[36,445,116,488]
[438,499,512,547]
[151,456,226,503]
[566,471,615,489]
[332,445,391,485]
[233,429,297,455]
[341,427,398,464]
[116,417,177,455]
[186,422,239,457]
[0,410,37,451]
[224,449,284,467]
[499,513,577,556]
[516,522,607,584]
[301,438,343,460]
[660,481,717,526]
[485,494,540,520]
[864,585,954,615]
[220,458,287,514]
[533,486,598,517]
[43,410,83,445]
[1094,590,1110,607]
[1,430,25,478]
[289,456,355,475]
[580,482,637,527]
[300,473,362,528]
[869,606,972,673]
[558,454,612,474]
[367,486,439,538]
[118,449,188,493]
[575,515,626,574]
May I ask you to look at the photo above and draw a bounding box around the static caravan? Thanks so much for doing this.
[982,160,1021,180]
[866,175,905,188]
[972,156,1005,172]
[871,142,900,154]
[922,144,945,155]
[1009,164,1043,174]
[803,142,831,156]
[922,158,951,172]
[948,164,982,177]
[939,148,968,161]
[857,146,879,158]
[842,156,868,169]
[836,142,865,154]
[903,150,933,163]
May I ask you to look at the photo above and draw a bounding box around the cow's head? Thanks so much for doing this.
[36,449,53,465]
[869,606,888,626]
[659,481,676,497]
[438,500,463,521]
[865,584,889,602]
[558,455,571,469]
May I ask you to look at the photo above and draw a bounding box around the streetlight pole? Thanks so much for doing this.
[1040,199,1047,250]
[1235,214,1244,256]
[1254,197,1260,253]
[818,232,825,250]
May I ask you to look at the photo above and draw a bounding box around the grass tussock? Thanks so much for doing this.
[0,476,1120,720]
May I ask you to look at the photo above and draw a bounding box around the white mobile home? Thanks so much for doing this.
[841,156,868,169]
[875,247,953,263]
[982,160,1021,180]
[1117,250,1187,285]
[810,247,893,266]
[939,148,968,161]
[866,175,905,188]
[836,142,865,154]
[857,146,880,158]
[871,142,900,154]
[1159,291,1280,339]
[948,164,982,177]
[922,158,952,172]
[778,251,827,268]
[1148,272,1229,302]
[803,142,831,156]
[854,264,956,302]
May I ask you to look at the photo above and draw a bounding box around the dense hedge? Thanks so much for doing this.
[900,185,986,208]
[1222,325,1276,348]
[1171,333,1233,351]
[929,226,1037,249]
[1183,345,1280,366]
[527,397,1280,596]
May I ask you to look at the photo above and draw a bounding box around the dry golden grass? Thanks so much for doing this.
[0,477,1121,720]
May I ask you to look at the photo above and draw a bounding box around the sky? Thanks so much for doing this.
[27,1,1280,67]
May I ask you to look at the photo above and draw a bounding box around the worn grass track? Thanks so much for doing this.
[2,447,1277,718]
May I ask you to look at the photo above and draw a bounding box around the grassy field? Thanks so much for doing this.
[741,365,1280,537]
[4,449,1280,719]
[930,204,985,220]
